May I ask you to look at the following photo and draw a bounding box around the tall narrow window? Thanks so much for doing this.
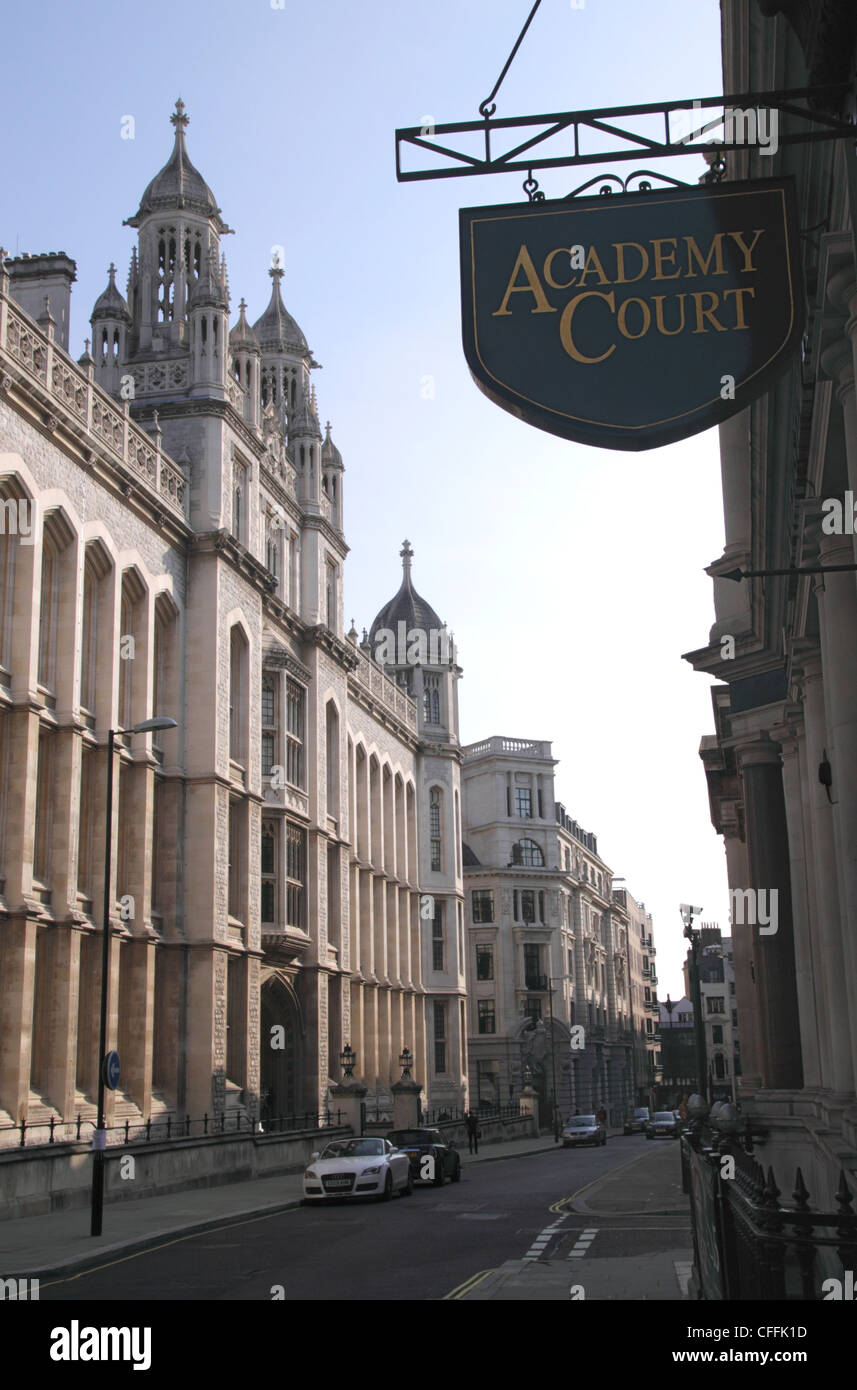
[286,677,305,788]
[286,821,306,927]
[515,787,532,818]
[33,730,54,888]
[432,900,445,971]
[38,534,59,693]
[434,1000,447,1072]
[429,787,442,872]
[233,462,247,543]
[423,676,440,725]
[229,627,248,765]
[261,819,277,924]
[325,560,337,630]
[77,743,95,902]
[228,801,245,921]
[326,701,340,821]
[261,676,276,777]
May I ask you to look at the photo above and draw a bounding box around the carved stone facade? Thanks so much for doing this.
[0,102,465,1143]
[686,2,857,1209]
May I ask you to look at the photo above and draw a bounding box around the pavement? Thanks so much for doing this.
[0,1129,561,1281]
[459,1139,694,1301]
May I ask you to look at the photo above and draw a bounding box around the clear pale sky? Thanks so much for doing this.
[4,0,730,998]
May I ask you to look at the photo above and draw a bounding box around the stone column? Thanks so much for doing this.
[723,833,763,1093]
[815,532,857,1091]
[770,709,822,1090]
[736,738,803,1090]
[794,648,848,1093]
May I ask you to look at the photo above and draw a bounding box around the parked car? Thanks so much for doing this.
[561,1114,607,1148]
[623,1107,651,1136]
[386,1127,461,1186]
[645,1111,681,1140]
[303,1137,413,1201]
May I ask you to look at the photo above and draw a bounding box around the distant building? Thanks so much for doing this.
[616,887,661,1104]
[658,995,697,1099]
[461,735,659,1125]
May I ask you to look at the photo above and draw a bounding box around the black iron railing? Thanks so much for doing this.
[683,1126,857,1300]
[0,1109,346,1152]
[419,1102,524,1126]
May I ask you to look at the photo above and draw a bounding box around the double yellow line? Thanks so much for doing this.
[442,1268,496,1300]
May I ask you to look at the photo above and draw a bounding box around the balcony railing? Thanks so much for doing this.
[524,974,549,991]
[1,291,187,520]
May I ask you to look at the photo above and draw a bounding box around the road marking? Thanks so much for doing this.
[549,1146,666,1215]
[674,1260,693,1297]
[567,1227,598,1259]
[523,1216,568,1260]
[442,1268,496,1300]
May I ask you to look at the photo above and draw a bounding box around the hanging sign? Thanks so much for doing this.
[459,178,804,451]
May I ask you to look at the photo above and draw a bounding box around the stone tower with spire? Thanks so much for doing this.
[367,542,468,1111]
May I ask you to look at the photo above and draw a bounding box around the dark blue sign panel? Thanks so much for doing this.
[460,178,803,451]
[103,1050,121,1091]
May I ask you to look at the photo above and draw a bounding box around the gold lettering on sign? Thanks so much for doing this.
[612,242,649,285]
[683,234,726,278]
[559,291,617,363]
[492,245,556,316]
[727,229,764,273]
[543,248,577,291]
[576,245,610,286]
[722,286,755,329]
[651,238,682,281]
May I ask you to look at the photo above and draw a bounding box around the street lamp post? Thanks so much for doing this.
[90,716,178,1238]
[547,974,574,1142]
[680,904,709,1105]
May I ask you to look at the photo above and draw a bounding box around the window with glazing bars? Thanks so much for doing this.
[262,677,276,777]
[430,787,441,871]
[261,819,277,923]
[285,821,306,927]
[432,900,444,971]
[286,678,305,788]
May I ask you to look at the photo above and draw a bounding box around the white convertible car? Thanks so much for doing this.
[302,1137,413,1201]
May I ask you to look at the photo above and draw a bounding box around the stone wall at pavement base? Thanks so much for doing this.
[0,1114,538,1219]
[364,1114,538,1149]
[0,1127,352,1220]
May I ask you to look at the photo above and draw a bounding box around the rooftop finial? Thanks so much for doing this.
[269,260,284,283]
[107,262,117,283]
[171,98,189,132]
[400,539,414,575]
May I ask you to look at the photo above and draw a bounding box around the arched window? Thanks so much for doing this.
[514,838,543,867]
[229,626,248,765]
[423,675,440,724]
[326,701,340,822]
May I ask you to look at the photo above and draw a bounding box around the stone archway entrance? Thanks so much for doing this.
[260,975,301,1125]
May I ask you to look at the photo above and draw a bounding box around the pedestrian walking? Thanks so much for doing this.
[465,1110,480,1154]
[596,1105,607,1128]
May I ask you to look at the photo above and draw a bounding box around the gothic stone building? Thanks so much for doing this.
[0,102,467,1140]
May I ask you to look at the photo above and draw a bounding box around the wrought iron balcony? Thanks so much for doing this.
[524,974,549,991]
